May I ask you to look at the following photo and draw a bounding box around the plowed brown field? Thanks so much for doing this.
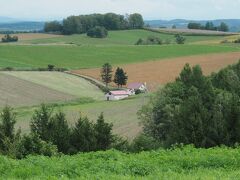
[71,52,240,91]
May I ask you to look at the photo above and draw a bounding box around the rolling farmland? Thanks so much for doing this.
[0,44,238,69]
[72,52,240,91]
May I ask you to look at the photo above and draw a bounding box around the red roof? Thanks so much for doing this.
[127,83,144,89]
[109,90,129,96]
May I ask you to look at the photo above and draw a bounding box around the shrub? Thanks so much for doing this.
[1,34,18,43]
[136,36,162,45]
[47,64,55,71]
[87,26,108,38]
[175,34,186,44]
[234,38,240,43]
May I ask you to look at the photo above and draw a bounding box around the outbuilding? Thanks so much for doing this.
[105,90,129,101]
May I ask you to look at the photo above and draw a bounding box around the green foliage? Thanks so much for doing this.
[1,146,240,178]
[234,38,240,43]
[139,61,240,148]
[135,36,163,45]
[48,111,71,154]
[44,21,62,33]
[50,13,143,35]
[30,104,52,141]
[1,34,18,43]
[175,34,186,44]
[70,116,97,153]
[128,13,144,29]
[131,134,161,152]
[113,67,128,88]
[101,63,113,87]
[94,113,114,150]
[16,134,58,159]
[188,21,229,32]
[87,26,108,38]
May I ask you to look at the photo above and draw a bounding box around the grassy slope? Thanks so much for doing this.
[0,44,238,69]
[15,95,148,139]
[21,29,225,45]
[1,146,240,179]
[3,72,103,100]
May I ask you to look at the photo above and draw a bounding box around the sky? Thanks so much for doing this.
[1,0,240,21]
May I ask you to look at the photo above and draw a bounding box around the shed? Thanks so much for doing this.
[105,90,129,101]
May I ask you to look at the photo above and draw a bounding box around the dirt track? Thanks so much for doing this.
[72,52,240,91]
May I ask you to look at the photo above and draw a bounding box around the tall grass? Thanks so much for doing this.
[1,146,240,179]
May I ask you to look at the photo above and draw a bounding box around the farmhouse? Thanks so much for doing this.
[105,90,129,101]
[127,82,147,92]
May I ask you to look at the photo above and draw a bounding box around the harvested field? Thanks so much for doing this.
[0,33,62,41]
[72,52,240,91]
[0,73,74,107]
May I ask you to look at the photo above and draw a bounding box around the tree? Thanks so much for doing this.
[114,67,128,88]
[48,111,71,154]
[87,26,108,38]
[205,22,216,30]
[128,13,144,29]
[172,25,176,29]
[101,63,113,88]
[44,21,62,32]
[0,106,22,158]
[94,113,113,150]
[30,104,52,141]
[175,34,186,44]
[188,22,201,29]
[70,116,97,153]
[218,22,229,32]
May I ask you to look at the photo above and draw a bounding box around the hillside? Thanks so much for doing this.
[0,44,238,69]
[1,146,240,179]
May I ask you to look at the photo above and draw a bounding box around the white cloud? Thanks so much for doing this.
[1,0,240,20]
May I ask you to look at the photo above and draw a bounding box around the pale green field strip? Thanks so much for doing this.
[0,72,75,107]
[3,71,104,100]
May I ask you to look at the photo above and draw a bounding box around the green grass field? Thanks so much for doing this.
[0,44,238,69]
[21,29,226,45]
[14,95,148,139]
[1,146,240,179]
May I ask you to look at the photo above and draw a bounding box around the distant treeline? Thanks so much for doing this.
[44,13,144,35]
[188,22,229,32]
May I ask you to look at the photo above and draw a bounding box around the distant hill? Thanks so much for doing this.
[0,21,45,31]
[145,19,240,32]
[0,16,20,23]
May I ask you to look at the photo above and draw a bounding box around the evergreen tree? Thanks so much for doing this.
[114,67,128,88]
[101,63,113,88]
[48,111,70,154]
[30,104,52,141]
[70,116,97,153]
[94,113,113,150]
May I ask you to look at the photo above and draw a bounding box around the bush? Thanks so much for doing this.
[135,89,142,95]
[175,34,186,44]
[135,36,162,45]
[1,34,18,43]
[87,26,108,38]
[234,38,240,43]
[48,64,55,71]
[131,134,161,152]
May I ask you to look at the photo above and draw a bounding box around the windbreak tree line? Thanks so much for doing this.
[188,21,229,32]
[139,61,240,148]
[44,13,144,35]
[0,105,114,159]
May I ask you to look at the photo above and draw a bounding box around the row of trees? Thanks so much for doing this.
[135,35,185,45]
[139,61,240,148]
[1,34,18,43]
[0,105,115,158]
[101,63,128,88]
[44,13,144,35]
[188,22,229,32]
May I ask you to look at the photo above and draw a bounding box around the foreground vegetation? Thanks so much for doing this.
[1,146,240,179]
